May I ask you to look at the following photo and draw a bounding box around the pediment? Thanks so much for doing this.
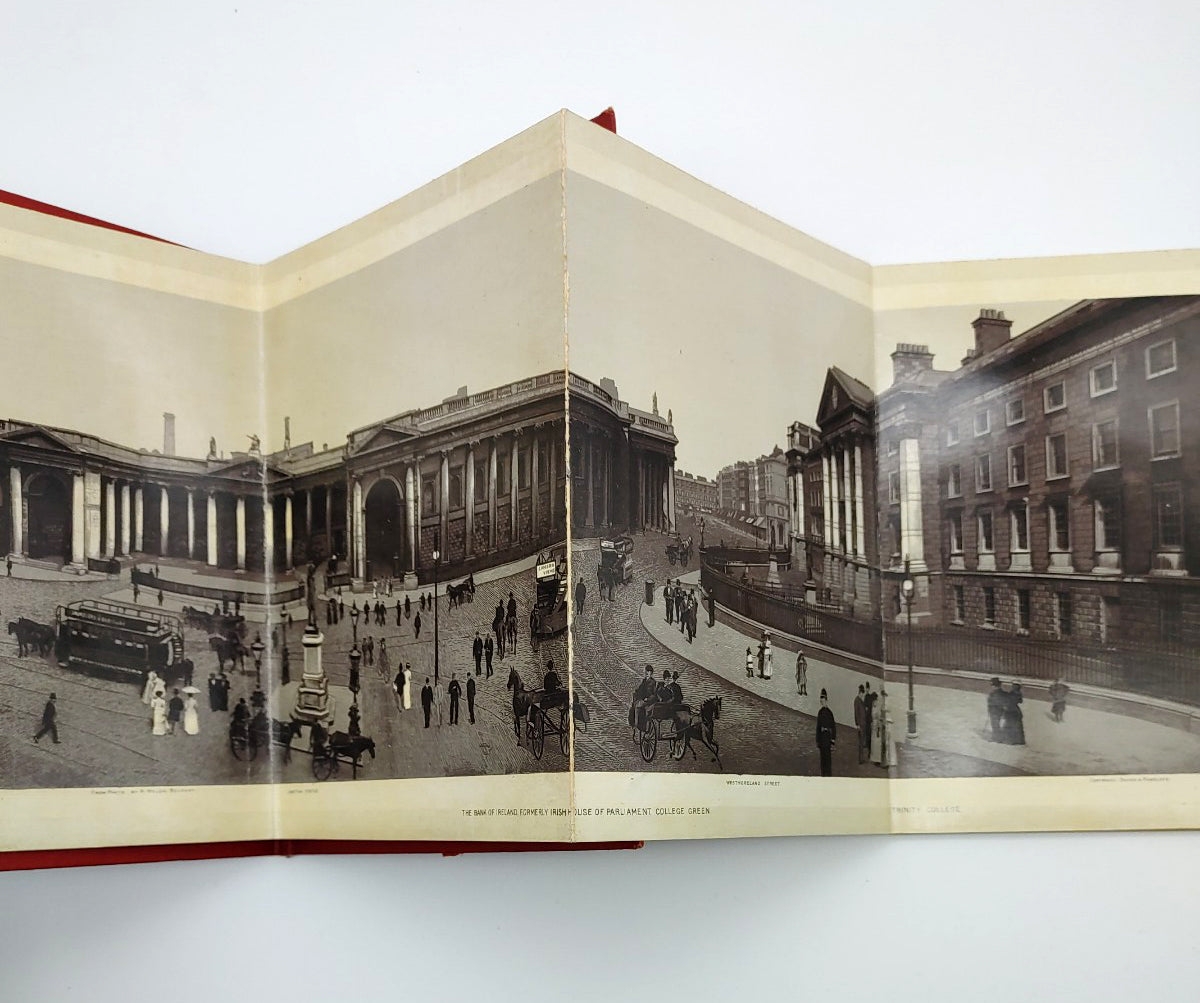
[0,425,82,455]
[816,367,874,428]
[350,423,417,456]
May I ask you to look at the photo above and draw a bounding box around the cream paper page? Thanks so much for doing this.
[874,250,1200,834]
[0,201,279,852]
[560,112,892,842]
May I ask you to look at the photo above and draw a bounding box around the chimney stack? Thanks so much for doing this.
[284,416,292,452]
[972,308,1012,356]
[163,412,176,456]
[890,343,935,386]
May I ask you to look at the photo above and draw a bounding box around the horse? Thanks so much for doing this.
[208,634,246,669]
[10,618,54,657]
[7,620,30,656]
[506,666,539,744]
[251,717,301,764]
[675,696,723,769]
[446,574,475,609]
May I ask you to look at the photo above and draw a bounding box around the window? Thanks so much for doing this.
[889,471,901,504]
[1018,589,1031,632]
[975,454,992,492]
[1044,381,1066,413]
[474,461,488,502]
[1095,497,1120,551]
[953,585,966,623]
[947,465,961,498]
[421,475,438,516]
[518,449,530,490]
[1090,360,1117,397]
[1011,503,1030,552]
[1146,339,1177,379]
[974,409,990,436]
[1048,498,1070,552]
[946,422,960,447]
[1154,484,1183,549]
[948,512,964,553]
[886,439,899,457]
[1008,444,1027,486]
[449,466,464,509]
[1046,433,1068,479]
[1006,398,1025,425]
[1056,593,1073,636]
[1160,594,1183,644]
[496,453,510,494]
[983,587,996,626]
[977,510,994,552]
[1093,419,1119,469]
[1149,402,1180,459]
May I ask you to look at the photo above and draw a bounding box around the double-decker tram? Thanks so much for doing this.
[55,598,185,685]
[530,542,568,645]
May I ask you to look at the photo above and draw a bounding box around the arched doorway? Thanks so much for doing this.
[26,473,71,561]
[364,478,405,580]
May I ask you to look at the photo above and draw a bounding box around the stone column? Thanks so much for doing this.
[206,492,218,566]
[405,463,419,572]
[84,471,102,560]
[439,451,449,554]
[120,482,131,556]
[509,434,519,544]
[530,435,540,535]
[8,465,22,556]
[352,478,363,578]
[637,456,645,529]
[324,485,333,554]
[263,496,275,572]
[134,486,144,552]
[104,479,116,557]
[159,485,170,557]
[186,489,196,560]
[667,461,677,534]
[599,441,609,528]
[464,444,475,557]
[842,445,853,556]
[71,472,85,566]
[305,490,313,539]
[487,441,497,550]
[235,495,247,571]
[853,442,866,558]
[584,430,595,528]
[284,493,294,569]
[899,437,926,571]
[547,435,558,532]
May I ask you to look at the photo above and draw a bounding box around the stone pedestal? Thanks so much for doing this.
[290,623,334,726]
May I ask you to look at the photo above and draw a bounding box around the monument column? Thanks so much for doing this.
[8,466,22,556]
[235,494,247,571]
[206,492,218,566]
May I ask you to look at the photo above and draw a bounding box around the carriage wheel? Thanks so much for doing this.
[531,711,545,760]
[639,722,657,762]
[312,751,336,781]
[230,730,253,761]
[559,708,569,755]
[669,731,688,761]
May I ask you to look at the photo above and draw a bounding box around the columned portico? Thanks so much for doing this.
[71,472,85,566]
[284,493,294,569]
[186,489,196,559]
[134,486,144,552]
[206,492,218,566]
[104,479,116,557]
[120,482,131,556]
[8,465,22,556]
[235,495,247,571]
[464,443,475,557]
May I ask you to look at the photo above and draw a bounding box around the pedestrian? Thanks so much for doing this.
[745,646,754,679]
[467,674,476,724]
[403,663,413,711]
[32,693,59,744]
[448,674,462,725]
[326,598,333,625]
[687,594,697,642]
[1049,677,1070,722]
[421,678,434,728]
[377,638,390,681]
[394,667,406,711]
[207,672,219,711]
[484,634,494,677]
[507,592,517,624]
[5,555,11,576]
[215,671,230,711]
[142,669,159,705]
[795,649,808,696]
[872,689,897,768]
[705,588,715,628]
[986,677,1004,741]
[404,594,411,619]
[816,688,837,777]
[132,581,140,602]
[414,610,422,640]
[348,704,362,737]
[853,685,867,764]
[664,581,673,623]
[1004,684,1026,745]
[630,665,657,733]
[183,692,200,736]
[157,589,164,607]
[472,632,484,676]
[167,688,185,735]
[182,658,194,688]
[762,632,773,680]
[396,600,403,626]
[151,692,168,736]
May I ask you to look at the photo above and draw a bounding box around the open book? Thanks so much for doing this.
[3,110,1199,858]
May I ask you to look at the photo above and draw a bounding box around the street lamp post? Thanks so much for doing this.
[350,603,360,645]
[348,642,362,697]
[901,557,918,739]
[432,546,441,687]
[250,633,265,685]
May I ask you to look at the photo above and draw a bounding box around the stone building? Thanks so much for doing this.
[876,296,1200,646]
[716,449,791,549]
[673,469,718,514]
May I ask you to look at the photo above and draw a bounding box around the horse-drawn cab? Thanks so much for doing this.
[599,535,634,585]
[665,534,693,567]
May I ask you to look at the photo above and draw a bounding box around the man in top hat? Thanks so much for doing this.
[33,693,59,744]
[815,689,837,777]
[631,664,657,733]
[853,684,867,763]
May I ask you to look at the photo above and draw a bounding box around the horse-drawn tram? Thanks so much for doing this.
[529,543,568,648]
[55,599,185,684]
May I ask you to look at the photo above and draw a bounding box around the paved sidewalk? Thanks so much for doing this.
[644,571,1200,776]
